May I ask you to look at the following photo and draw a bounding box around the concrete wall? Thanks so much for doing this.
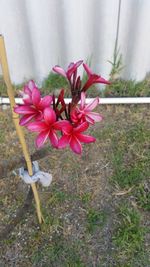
[0,0,150,84]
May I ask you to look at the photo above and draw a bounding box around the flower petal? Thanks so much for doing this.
[14,105,36,114]
[44,107,56,125]
[84,115,95,125]
[19,114,36,126]
[35,130,49,148]
[28,80,37,91]
[70,136,82,154]
[83,63,92,76]
[53,120,72,133]
[67,60,83,80]
[86,112,103,122]
[76,133,96,143]
[27,121,47,132]
[80,92,86,109]
[84,97,99,111]
[52,66,67,78]
[58,134,70,148]
[38,95,52,109]
[49,130,58,148]
[32,87,41,106]
[73,122,89,133]
[24,85,32,96]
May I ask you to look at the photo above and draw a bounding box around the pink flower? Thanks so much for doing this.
[27,107,70,148]
[71,92,103,125]
[52,60,83,81]
[14,81,52,125]
[58,121,96,154]
[82,63,110,92]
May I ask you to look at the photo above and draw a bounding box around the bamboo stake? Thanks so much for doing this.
[0,35,43,224]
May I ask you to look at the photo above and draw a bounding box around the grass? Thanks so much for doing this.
[134,182,150,211]
[86,208,107,233]
[31,237,85,267]
[0,90,150,266]
[1,71,150,98]
[110,123,150,189]
[112,203,147,266]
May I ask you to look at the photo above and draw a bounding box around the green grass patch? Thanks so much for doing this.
[31,236,85,267]
[86,208,107,233]
[113,204,145,265]
[134,183,150,211]
[104,79,150,97]
[110,123,150,188]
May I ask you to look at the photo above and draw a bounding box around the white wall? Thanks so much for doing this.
[0,0,150,84]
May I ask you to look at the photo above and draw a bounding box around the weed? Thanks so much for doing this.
[135,182,150,211]
[80,193,91,204]
[108,48,124,80]
[86,208,107,233]
[104,79,150,97]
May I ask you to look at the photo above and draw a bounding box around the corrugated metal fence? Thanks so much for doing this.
[0,0,150,84]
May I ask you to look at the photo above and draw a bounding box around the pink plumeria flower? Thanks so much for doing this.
[14,81,52,126]
[27,107,70,148]
[52,60,83,81]
[58,121,96,154]
[71,92,103,125]
[82,63,110,92]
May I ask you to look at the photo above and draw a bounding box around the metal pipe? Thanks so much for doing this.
[1,97,150,105]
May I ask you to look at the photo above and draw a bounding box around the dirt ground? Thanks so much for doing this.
[0,105,150,267]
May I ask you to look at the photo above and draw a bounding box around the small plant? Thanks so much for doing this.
[87,208,107,233]
[135,183,150,211]
[108,48,124,80]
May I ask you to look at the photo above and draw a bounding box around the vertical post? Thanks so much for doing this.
[0,35,43,224]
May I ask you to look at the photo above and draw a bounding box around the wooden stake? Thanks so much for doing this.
[0,35,43,224]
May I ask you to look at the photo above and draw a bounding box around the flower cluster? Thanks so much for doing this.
[14,61,109,154]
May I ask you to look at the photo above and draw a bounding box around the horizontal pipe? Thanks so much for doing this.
[0,97,150,105]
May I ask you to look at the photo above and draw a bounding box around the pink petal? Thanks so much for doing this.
[84,115,95,125]
[73,122,89,133]
[32,87,41,106]
[28,80,37,90]
[58,134,70,149]
[86,112,103,122]
[38,95,52,109]
[70,136,82,154]
[80,92,86,109]
[76,133,96,143]
[83,63,92,76]
[84,97,99,111]
[14,105,36,114]
[27,121,47,132]
[53,120,72,133]
[67,60,83,80]
[52,66,67,78]
[19,114,36,126]
[96,76,111,84]
[49,130,58,148]
[34,112,43,121]
[44,108,56,125]
[35,130,49,148]
[24,85,32,96]
[23,96,32,105]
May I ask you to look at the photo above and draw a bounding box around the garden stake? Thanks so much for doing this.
[0,35,44,224]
